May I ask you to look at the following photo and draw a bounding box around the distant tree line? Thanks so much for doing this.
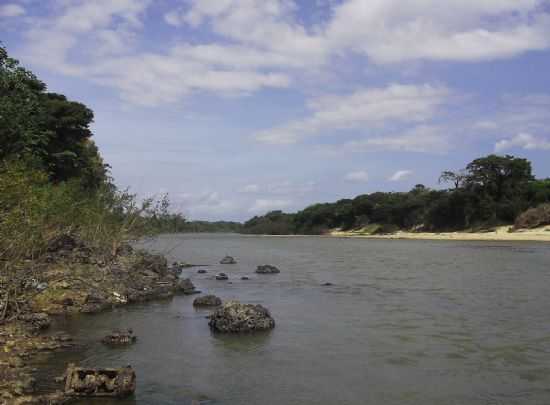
[242,155,550,235]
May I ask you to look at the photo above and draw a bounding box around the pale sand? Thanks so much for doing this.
[329,225,550,242]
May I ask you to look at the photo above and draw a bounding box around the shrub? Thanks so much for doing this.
[514,204,550,230]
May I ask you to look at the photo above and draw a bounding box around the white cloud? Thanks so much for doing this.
[0,3,25,18]
[255,84,450,144]
[177,191,235,217]
[239,184,260,193]
[344,170,369,182]
[326,0,550,63]
[495,133,550,152]
[15,1,550,106]
[389,170,413,181]
[338,126,451,154]
[248,199,292,214]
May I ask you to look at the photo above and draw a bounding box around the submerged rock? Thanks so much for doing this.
[255,265,280,274]
[63,363,136,397]
[208,301,275,333]
[220,256,237,264]
[215,273,229,281]
[102,329,137,345]
[193,295,222,307]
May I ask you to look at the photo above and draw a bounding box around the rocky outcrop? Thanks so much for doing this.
[208,301,275,333]
[255,265,280,274]
[193,295,222,307]
[220,256,237,264]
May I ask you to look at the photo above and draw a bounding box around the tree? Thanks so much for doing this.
[438,170,466,189]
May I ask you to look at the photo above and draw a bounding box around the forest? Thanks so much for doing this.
[242,155,550,235]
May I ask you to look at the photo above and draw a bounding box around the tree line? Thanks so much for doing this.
[242,155,550,235]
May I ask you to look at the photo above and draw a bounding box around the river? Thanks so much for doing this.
[36,233,550,404]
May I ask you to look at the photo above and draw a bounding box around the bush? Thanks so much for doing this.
[514,204,550,229]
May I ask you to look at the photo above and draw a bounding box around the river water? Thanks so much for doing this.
[37,234,550,404]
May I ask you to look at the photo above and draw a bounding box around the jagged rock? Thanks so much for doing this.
[215,273,228,281]
[47,233,83,253]
[18,313,51,331]
[177,278,198,295]
[208,301,275,333]
[63,364,136,397]
[132,251,168,277]
[220,256,237,264]
[255,265,280,274]
[102,329,137,345]
[193,295,222,307]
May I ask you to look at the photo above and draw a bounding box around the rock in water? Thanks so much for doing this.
[193,295,222,307]
[215,273,229,281]
[197,269,207,274]
[220,256,237,264]
[177,278,198,294]
[208,301,275,333]
[102,329,137,345]
[255,264,280,274]
[63,363,136,397]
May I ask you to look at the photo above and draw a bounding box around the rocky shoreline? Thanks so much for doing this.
[0,234,199,404]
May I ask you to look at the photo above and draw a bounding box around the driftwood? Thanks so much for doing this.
[64,363,136,397]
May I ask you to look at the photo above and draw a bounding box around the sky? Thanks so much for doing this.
[2,0,550,221]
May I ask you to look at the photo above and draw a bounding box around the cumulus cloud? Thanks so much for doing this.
[495,133,550,152]
[344,170,369,182]
[0,3,25,18]
[14,1,550,106]
[248,199,292,214]
[255,84,450,144]
[389,170,413,181]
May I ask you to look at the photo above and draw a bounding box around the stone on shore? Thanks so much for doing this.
[255,265,280,274]
[193,295,222,307]
[208,301,275,333]
[63,364,136,397]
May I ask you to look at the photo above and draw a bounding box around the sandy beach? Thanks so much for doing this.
[330,225,550,242]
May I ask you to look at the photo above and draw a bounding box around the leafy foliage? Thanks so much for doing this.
[243,155,546,234]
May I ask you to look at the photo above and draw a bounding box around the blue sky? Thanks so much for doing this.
[2,0,550,221]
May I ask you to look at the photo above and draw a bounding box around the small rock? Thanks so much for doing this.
[197,269,207,274]
[241,276,249,280]
[321,282,333,286]
[177,278,198,294]
[193,295,222,307]
[255,265,280,274]
[102,329,137,345]
[220,256,237,264]
[215,273,229,281]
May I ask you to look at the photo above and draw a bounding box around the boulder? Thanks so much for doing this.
[193,295,222,307]
[102,329,137,345]
[208,301,275,333]
[63,364,136,397]
[18,312,51,331]
[215,273,228,281]
[177,278,198,295]
[220,256,237,264]
[255,265,280,274]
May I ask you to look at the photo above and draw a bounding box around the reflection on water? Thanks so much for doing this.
[34,234,550,404]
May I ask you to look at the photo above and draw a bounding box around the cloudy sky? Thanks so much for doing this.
[2,0,550,221]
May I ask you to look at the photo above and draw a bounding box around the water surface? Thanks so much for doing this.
[38,234,550,404]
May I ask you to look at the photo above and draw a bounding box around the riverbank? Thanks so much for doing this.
[0,234,197,404]
[330,225,550,242]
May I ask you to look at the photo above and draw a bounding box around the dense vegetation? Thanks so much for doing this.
[243,155,550,235]
[0,45,186,267]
